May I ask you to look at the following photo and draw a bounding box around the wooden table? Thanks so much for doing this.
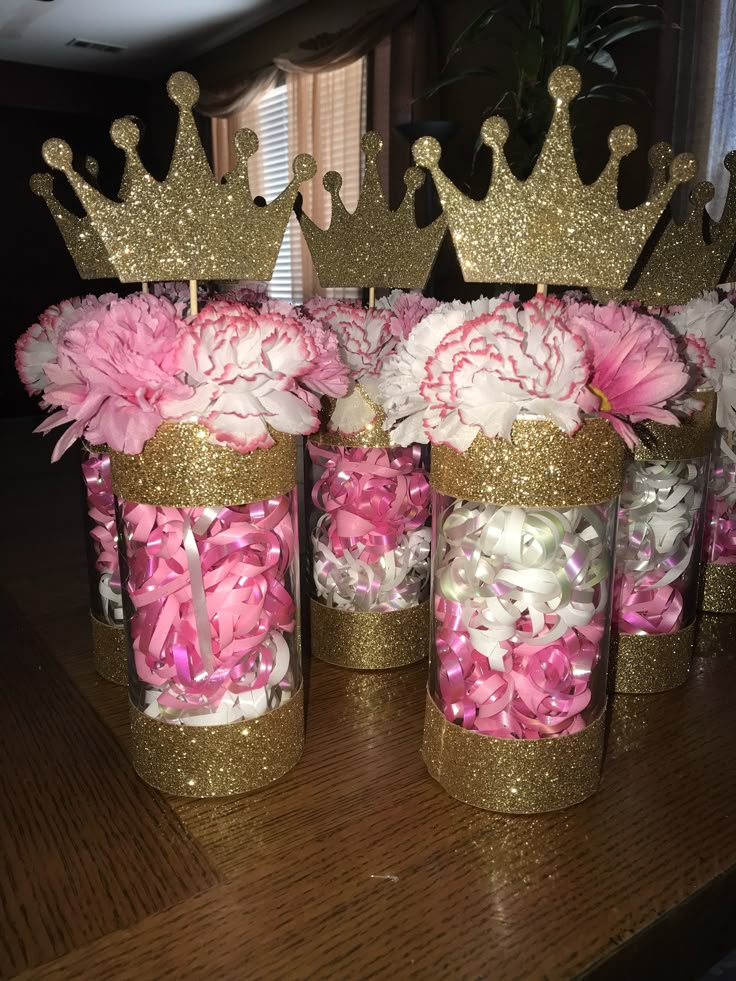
[1,417,735,981]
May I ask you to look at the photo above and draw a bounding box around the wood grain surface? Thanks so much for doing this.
[2,418,736,981]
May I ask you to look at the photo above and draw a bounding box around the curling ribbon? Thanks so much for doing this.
[308,443,431,611]
[82,450,123,624]
[615,460,703,634]
[704,445,736,563]
[120,495,297,725]
[434,500,611,739]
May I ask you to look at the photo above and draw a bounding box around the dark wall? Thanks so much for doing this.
[0,61,154,416]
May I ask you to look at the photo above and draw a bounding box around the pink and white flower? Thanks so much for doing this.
[165,300,347,452]
[567,301,690,449]
[380,296,588,450]
[37,294,193,459]
[376,289,440,339]
[15,293,115,397]
[663,292,736,430]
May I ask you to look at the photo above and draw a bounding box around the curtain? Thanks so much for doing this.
[195,0,417,118]
[287,59,366,297]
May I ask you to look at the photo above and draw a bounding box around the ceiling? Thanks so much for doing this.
[0,0,303,77]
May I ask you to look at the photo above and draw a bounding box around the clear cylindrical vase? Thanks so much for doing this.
[111,423,304,797]
[701,427,736,612]
[81,443,127,685]
[306,387,431,669]
[423,417,626,813]
[612,393,714,691]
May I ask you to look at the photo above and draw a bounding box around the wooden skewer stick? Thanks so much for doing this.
[141,281,149,294]
[189,279,198,316]
[536,283,548,297]
[368,286,375,309]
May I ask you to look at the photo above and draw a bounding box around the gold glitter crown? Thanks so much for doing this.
[298,132,446,289]
[411,65,697,290]
[30,158,115,279]
[597,147,736,306]
[35,72,317,282]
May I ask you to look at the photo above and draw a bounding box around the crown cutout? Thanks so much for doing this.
[298,131,446,289]
[597,147,736,306]
[34,72,317,282]
[411,65,697,290]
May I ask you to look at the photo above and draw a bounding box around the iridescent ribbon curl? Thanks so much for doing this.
[434,501,611,739]
[615,460,702,633]
[82,450,123,624]
[120,496,297,725]
[704,447,736,564]
[309,443,431,611]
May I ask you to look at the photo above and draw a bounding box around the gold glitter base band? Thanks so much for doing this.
[90,614,128,686]
[700,563,736,613]
[431,418,625,507]
[633,392,715,461]
[130,687,304,797]
[110,423,296,506]
[422,692,606,813]
[313,386,393,448]
[610,623,695,694]
[310,599,430,670]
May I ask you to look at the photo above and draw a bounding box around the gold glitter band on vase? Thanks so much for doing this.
[700,563,736,613]
[610,623,695,694]
[312,386,393,449]
[310,599,430,669]
[633,391,715,461]
[431,417,626,507]
[90,614,128,686]
[110,423,297,506]
[130,686,304,797]
[422,692,606,813]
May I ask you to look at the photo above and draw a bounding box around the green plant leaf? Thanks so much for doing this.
[576,82,650,104]
[443,2,511,67]
[561,0,582,46]
[588,17,665,50]
[417,67,498,102]
[588,48,617,72]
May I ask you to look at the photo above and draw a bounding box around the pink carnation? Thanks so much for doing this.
[376,290,439,339]
[15,294,114,398]
[213,284,268,307]
[165,300,343,452]
[37,294,193,459]
[567,301,690,448]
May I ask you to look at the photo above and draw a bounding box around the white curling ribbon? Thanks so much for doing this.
[618,460,702,586]
[437,501,610,666]
[312,513,430,611]
[98,571,124,624]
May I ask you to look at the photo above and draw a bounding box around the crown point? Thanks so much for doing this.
[608,125,637,158]
[548,65,580,104]
[412,136,441,169]
[323,170,342,194]
[293,153,317,182]
[481,116,510,147]
[42,138,73,172]
[725,150,736,174]
[671,152,698,184]
[30,173,53,197]
[167,72,200,110]
[361,131,384,160]
[234,128,259,159]
[691,181,715,207]
[110,117,140,151]
[648,142,674,169]
[404,167,425,193]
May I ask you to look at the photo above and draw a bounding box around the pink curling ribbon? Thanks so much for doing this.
[434,501,611,739]
[703,447,736,563]
[82,449,123,624]
[308,443,431,611]
[614,460,704,633]
[120,495,297,724]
